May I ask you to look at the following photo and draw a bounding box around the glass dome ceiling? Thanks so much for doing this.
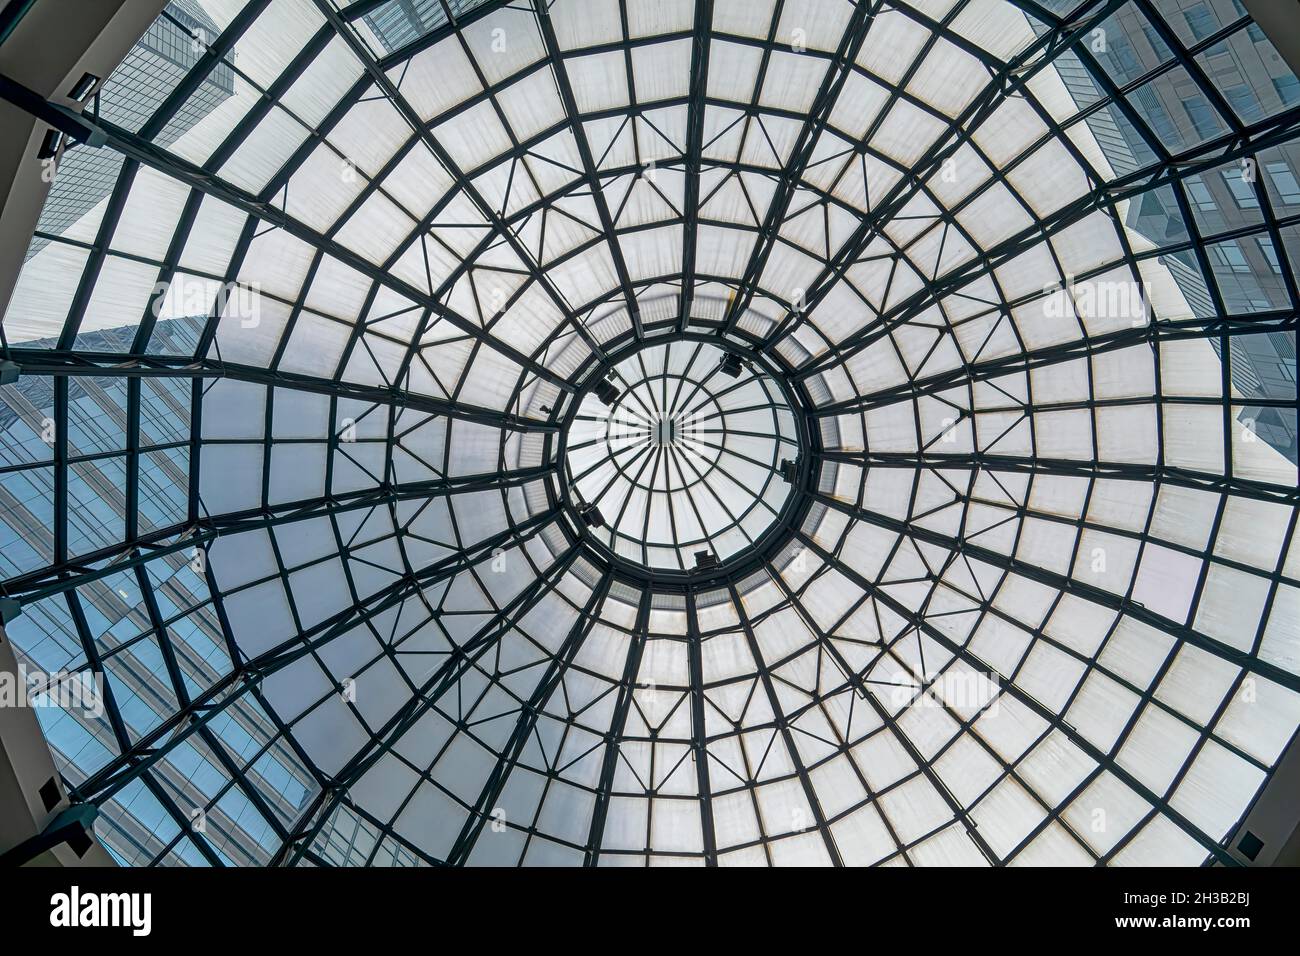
[0,0,1298,867]
[563,339,801,576]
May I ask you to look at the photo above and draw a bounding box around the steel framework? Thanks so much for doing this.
[0,0,1297,867]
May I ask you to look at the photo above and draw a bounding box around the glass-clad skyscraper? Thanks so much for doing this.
[1050,0,1298,461]
[26,0,235,262]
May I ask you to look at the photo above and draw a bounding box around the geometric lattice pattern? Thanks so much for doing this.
[564,339,800,574]
[1,0,1298,866]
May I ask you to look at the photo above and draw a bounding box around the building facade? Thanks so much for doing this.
[1054,0,1298,461]
[26,0,234,261]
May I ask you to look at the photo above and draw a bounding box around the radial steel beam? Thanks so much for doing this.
[444,569,614,865]
[812,449,1298,508]
[809,487,1300,695]
[584,586,651,864]
[760,562,1001,864]
[725,578,844,865]
[808,312,1300,418]
[533,0,645,339]
[309,0,611,383]
[0,70,572,392]
[5,348,560,433]
[686,592,718,865]
[761,0,1128,355]
[279,542,581,865]
[792,529,1240,866]
[2,465,556,603]
[678,0,714,331]
[793,104,1300,383]
[718,0,878,336]
[67,505,564,809]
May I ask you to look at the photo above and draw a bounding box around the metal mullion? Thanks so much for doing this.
[663,445,686,572]
[5,465,556,603]
[283,543,581,864]
[55,161,140,350]
[197,530,332,798]
[677,435,785,489]
[1129,0,1248,142]
[813,447,1297,507]
[808,487,1300,693]
[810,311,1300,417]
[672,368,751,420]
[663,342,705,418]
[745,0,970,348]
[848,535,1097,864]
[685,593,717,864]
[666,449,716,554]
[585,586,651,865]
[718,0,879,336]
[678,0,714,330]
[0,72,571,392]
[6,348,561,433]
[724,578,844,865]
[52,376,69,565]
[203,26,338,176]
[444,570,614,864]
[191,709,294,844]
[70,506,563,808]
[759,564,935,863]
[597,442,658,529]
[639,446,667,567]
[311,0,612,381]
[671,441,768,545]
[265,250,325,378]
[138,0,272,142]
[761,561,996,864]
[334,795,445,867]
[534,0,645,339]
[65,590,133,755]
[767,0,1135,368]
[792,529,1241,866]
[121,373,143,571]
[145,743,284,865]
[131,189,205,355]
[139,768,227,867]
[373,0,515,69]
[133,551,295,846]
[569,433,650,490]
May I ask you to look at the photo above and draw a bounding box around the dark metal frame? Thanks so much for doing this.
[0,0,1295,867]
[552,331,817,588]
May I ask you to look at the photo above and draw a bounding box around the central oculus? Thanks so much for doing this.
[563,340,801,575]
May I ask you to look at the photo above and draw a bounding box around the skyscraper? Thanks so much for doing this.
[360,0,493,55]
[1051,0,1299,461]
[26,0,234,261]
[0,316,319,866]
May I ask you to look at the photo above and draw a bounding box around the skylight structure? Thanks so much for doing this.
[564,339,801,575]
[0,0,1297,867]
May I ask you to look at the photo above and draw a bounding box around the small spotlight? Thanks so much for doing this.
[594,379,619,406]
[0,360,19,386]
[579,504,605,528]
[68,72,100,102]
[36,129,63,161]
[779,458,797,483]
[718,353,742,378]
[694,550,718,570]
